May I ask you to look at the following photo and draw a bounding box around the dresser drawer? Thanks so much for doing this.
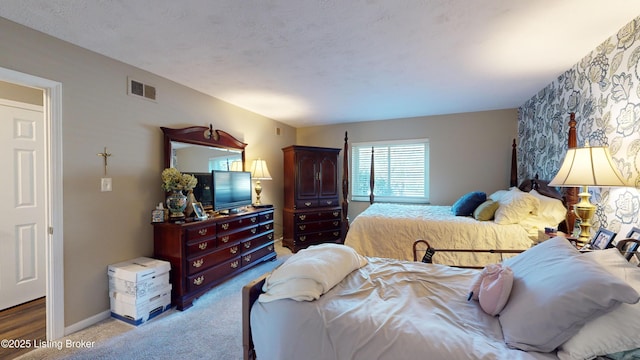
[187,256,241,292]
[241,231,274,253]
[185,224,216,242]
[218,226,259,246]
[218,215,259,234]
[242,243,275,267]
[187,243,240,275]
[294,229,342,245]
[185,238,217,257]
[294,209,341,223]
[259,210,274,223]
[294,199,318,208]
[259,222,273,232]
[295,219,340,233]
[318,198,339,207]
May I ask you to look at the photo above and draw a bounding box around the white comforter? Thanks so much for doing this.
[345,203,535,266]
[251,258,558,360]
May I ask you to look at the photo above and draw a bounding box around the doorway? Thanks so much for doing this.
[0,68,64,340]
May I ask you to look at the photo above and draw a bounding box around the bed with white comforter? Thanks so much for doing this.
[248,240,640,360]
[345,203,535,266]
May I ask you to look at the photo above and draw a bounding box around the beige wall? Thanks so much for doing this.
[0,18,295,326]
[296,109,518,220]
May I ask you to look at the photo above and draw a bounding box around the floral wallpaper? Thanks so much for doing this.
[518,16,640,237]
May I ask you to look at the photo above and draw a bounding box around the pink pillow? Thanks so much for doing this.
[468,263,514,316]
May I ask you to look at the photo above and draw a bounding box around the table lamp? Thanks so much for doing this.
[250,158,272,205]
[549,143,627,243]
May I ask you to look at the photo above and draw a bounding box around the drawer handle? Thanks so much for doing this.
[265,214,271,219]
[243,255,252,262]
[244,241,251,249]
[265,224,271,230]
[198,228,208,236]
[304,202,312,207]
[333,231,340,236]
[193,276,204,286]
[221,235,230,243]
[298,225,306,230]
[251,217,257,223]
[300,235,306,242]
[230,246,238,254]
[268,245,274,251]
[222,223,230,230]
[333,211,339,217]
[268,233,273,240]
[326,200,333,205]
[198,242,208,250]
[333,221,339,226]
[251,228,257,234]
[231,260,239,269]
[299,215,306,221]
[193,259,204,268]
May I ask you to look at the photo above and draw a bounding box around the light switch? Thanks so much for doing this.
[101,178,112,192]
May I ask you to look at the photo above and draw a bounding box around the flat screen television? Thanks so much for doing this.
[212,170,253,213]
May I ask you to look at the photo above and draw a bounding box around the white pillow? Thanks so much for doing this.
[558,249,640,360]
[494,189,540,225]
[489,189,509,202]
[529,189,567,226]
[259,244,368,302]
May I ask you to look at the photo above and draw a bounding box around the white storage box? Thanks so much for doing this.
[110,284,172,326]
[108,257,170,298]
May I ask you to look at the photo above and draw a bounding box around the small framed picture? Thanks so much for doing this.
[619,227,640,260]
[151,209,164,223]
[192,202,207,220]
[590,228,617,250]
[626,227,640,240]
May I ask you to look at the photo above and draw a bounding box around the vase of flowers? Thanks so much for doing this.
[161,168,197,220]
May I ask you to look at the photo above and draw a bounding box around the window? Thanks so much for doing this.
[351,139,429,203]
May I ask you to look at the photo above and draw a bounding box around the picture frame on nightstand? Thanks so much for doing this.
[620,227,640,260]
[590,228,616,250]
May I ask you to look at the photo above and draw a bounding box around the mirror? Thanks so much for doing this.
[162,125,247,172]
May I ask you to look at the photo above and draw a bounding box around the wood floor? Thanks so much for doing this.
[0,297,46,360]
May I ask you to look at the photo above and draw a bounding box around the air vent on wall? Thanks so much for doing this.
[127,77,157,102]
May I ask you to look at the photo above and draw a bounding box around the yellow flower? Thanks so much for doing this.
[161,168,197,191]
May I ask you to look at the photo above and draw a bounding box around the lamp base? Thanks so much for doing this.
[574,186,596,243]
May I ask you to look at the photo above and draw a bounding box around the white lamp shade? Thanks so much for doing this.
[250,159,272,180]
[549,146,627,187]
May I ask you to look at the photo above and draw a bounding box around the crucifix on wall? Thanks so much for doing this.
[97,147,112,176]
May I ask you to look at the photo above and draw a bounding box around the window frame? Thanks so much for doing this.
[350,138,430,204]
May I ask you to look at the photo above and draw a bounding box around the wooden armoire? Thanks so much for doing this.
[282,145,343,252]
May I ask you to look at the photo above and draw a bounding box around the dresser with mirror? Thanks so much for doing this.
[153,125,276,310]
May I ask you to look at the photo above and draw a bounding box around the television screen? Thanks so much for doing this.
[212,170,252,212]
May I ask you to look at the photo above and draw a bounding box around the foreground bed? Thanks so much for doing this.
[243,239,640,360]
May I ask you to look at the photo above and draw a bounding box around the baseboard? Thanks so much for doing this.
[64,309,111,336]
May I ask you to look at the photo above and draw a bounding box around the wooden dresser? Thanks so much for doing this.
[153,207,275,310]
[282,145,343,252]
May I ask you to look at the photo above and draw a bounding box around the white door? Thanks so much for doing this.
[0,99,46,310]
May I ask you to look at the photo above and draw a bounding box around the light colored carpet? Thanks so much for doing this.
[16,240,291,360]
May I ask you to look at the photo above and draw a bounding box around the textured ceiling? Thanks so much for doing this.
[1,1,639,128]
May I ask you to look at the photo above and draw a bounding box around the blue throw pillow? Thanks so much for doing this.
[451,191,486,216]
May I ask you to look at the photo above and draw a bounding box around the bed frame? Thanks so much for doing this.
[242,239,640,360]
